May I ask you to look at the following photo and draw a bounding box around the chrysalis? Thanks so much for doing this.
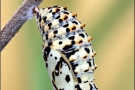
[34,6,98,90]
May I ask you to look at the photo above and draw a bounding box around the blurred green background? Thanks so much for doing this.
[1,0,134,90]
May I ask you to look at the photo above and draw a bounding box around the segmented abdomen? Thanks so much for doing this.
[34,6,98,90]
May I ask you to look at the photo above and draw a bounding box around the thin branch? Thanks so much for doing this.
[0,0,43,52]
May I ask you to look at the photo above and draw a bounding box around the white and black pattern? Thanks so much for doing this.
[34,6,98,90]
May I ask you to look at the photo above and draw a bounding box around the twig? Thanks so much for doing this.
[0,0,43,52]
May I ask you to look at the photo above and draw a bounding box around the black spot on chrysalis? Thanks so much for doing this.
[79,33,85,38]
[65,75,70,83]
[75,85,82,90]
